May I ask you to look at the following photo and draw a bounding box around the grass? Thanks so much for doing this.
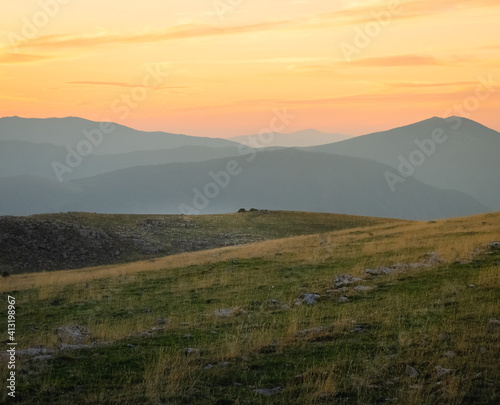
[0,211,499,404]
[1,210,392,274]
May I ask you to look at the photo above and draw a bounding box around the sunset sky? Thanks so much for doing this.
[1,0,499,137]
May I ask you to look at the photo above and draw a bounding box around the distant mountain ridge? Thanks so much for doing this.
[0,149,487,220]
[306,116,500,210]
[229,128,351,148]
[0,115,496,220]
[0,116,237,155]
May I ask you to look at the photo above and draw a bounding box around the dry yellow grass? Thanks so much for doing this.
[2,212,499,294]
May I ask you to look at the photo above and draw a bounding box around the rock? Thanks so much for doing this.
[60,344,90,350]
[365,267,395,276]
[488,318,500,332]
[300,293,320,305]
[444,351,456,358]
[155,317,168,326]
[338,296,349,303]
[488,241,500,249]
[204,364,213,370]
[435,366,451,377]
[183,347,199,356]
[254,387,281,396]
[234,382,243,386]
[406,365,419,378]
[32,355,54,361]
[354,286,374,292]
[333,274,361,288]
[16,347,55,358]
[213,308,245,317]
[295,326,325,337]
[56,325,91,344]
[183,334,193,339]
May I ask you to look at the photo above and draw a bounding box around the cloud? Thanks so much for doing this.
[0,52,53,64]
[66,81,188,90]
[349,54,445,67]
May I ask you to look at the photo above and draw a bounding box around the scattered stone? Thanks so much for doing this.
[213,308,245,317]
[338,296,349,303]
[155,318,168,326]
[468,284,477,288]
[444,351,456,358]
[300,293,321,305]
[296,326,325,337]
[385,381,395,386]
[56,325,91,345]
[406,365,419,378]
[127,344,135,348]
[254,387,281,396]
[210,330,217,334]
[183,347,199,356]
[333,274,361,288]
[436,366,451,377]
[204,364,213,370]
[488,318,500,333]
[409,385,422,390]
[488,241,500,249]
[183,334,193,339]
[365,267,395,276]
[60,344,90,350]
[16,347,55,358]
[354,286,374,292]
[32,355,54,361]
[294,299,303,307]
[439,333,451,341]
[218,361,229,367]
[351,324,369,333]
[234,382,243,386]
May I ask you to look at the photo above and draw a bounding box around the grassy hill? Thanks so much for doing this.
[1,212,499,404]
[0,211,388,274]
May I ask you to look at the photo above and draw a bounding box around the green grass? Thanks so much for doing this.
[1,212,499,404]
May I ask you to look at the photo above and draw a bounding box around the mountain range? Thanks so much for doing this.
[0,116,497,220]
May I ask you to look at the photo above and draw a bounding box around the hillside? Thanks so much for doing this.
[0,211,389,274]
[0,149,488,220]
[307,117,500,210]
[1,211,499,404]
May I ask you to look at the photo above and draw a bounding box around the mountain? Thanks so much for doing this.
[0,116,237,155]
[229,129,351,148]
[306,116,500,210]
[0,140,241,181]
[0,149,487,220]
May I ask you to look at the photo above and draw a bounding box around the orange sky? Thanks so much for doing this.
[1,0,499,137]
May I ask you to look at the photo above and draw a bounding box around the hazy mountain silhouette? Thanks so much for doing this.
[0,149,487,219]
[307,117,500,210]
[0,140,241,181]
[230,129,351,148]
[0,116,237,155]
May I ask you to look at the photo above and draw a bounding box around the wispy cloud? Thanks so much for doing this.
[4,0,499,58]
[0,52,53,64]
[349,54,444,67]
[66,81,188,90]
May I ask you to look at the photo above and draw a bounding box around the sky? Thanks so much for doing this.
[1,0,499,138]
